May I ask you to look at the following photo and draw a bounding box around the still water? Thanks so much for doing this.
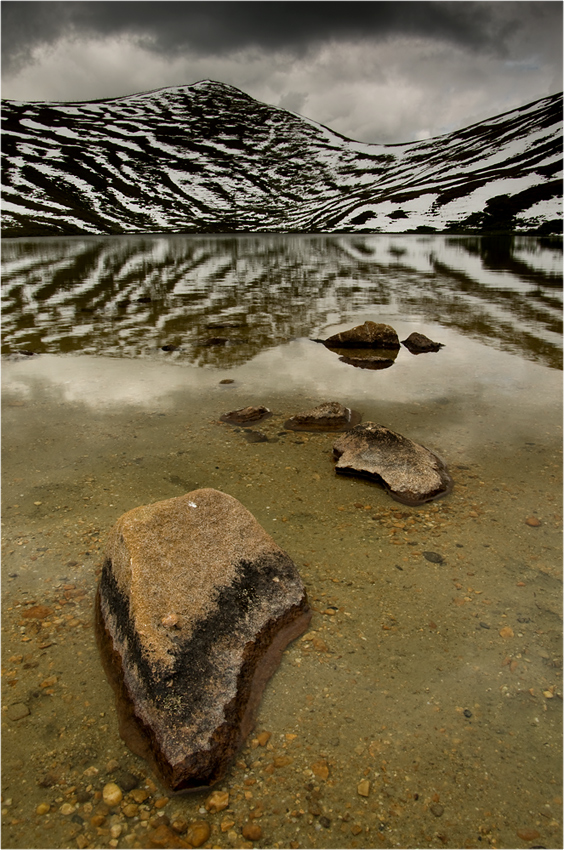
[1,234,562,849]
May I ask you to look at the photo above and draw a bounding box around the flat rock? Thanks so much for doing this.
[6,702,30,721]
[324,321,400,349]
[284,401,361,431]
[333,423,453,505]
[401,332,444,353]
[220,405,272,425]
[96,489,311,792]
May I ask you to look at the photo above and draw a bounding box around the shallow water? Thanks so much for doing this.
[1,234,562,850]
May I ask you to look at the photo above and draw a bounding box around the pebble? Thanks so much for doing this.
[430,803,444,817]
[147,822,192,848]
[499,626,514,639]
[422,551,444,564]
[115,770,139,791]
[525,517,541,527]
[311,760,329,780]
[36,803,50,815]
[185,820,211,847]
[204,789,229,813]
[242,822,262,841]
[256,731,271,746]
[516,827,540,840]
[60,802,75,815]
[357,779,370,797]
[6,703,30,721]
[102,782,123,807]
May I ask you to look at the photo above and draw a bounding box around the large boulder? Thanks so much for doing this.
[284,401,361,431]
[333,423,453,505]
[324,321,400,349]
[96,489,311,792]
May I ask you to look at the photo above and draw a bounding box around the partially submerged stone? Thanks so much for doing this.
[220,405,272,425]
[324,321,400,349]
[96,489,311,792]
[333,423,453,505]
[284,401,361,431]
[401,332,444,354]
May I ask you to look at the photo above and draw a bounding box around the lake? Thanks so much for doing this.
[1,233,562,849]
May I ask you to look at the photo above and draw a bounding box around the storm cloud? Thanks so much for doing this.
[1,1,562,143]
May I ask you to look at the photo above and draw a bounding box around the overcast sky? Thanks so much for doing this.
[1,1,562,143]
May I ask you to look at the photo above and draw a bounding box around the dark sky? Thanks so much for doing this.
[2,1,562,143]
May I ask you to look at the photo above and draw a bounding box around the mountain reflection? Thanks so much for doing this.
[1,234,562,370]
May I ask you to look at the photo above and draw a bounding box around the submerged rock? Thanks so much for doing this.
[284,401,362,431]
[333,423,453,505]
[401,332,444,354]
[220,405,272,425]
[324,321,400,349]
[96,489,311,792]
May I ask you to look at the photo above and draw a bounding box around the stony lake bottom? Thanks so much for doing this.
[1,234,562,850]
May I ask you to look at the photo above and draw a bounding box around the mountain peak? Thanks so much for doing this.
[1,84,561,236]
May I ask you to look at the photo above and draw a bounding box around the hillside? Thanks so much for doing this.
[1,80,562,236]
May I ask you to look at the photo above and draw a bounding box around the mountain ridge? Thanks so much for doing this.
[1,80,562,237]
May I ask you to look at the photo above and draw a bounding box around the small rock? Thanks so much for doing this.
[311,760,329,780]
[219,379,235,384]
[102,782,123,807]
[36,803,50,815]
[284,401,361,432]
[324,321,400,349]
[115,771,139,792]
[147,822,192,848]
[319,816,331,829]
[430,803,444,817]
[242,822,262,841]
[351,824,363,835]
[185,820,211,847]
[357,780,370,797]
[110,824,123,839]
[256,731,271,746]
[401,332,444,354]
[22,605,52,620]
[205,789,229,813]
[122,803,139,818]
[422,551,444,564]
[525,516,541,527]
[60,802,75,815]
[220,405,272,426]
[6,703,30,721]
[499,626,514,639]
[516,827,540,841]
[155,797,169,809]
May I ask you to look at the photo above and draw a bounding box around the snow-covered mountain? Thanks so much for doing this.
[1,80,562,237]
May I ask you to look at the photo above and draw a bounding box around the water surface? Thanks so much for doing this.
[2,234,562,850]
